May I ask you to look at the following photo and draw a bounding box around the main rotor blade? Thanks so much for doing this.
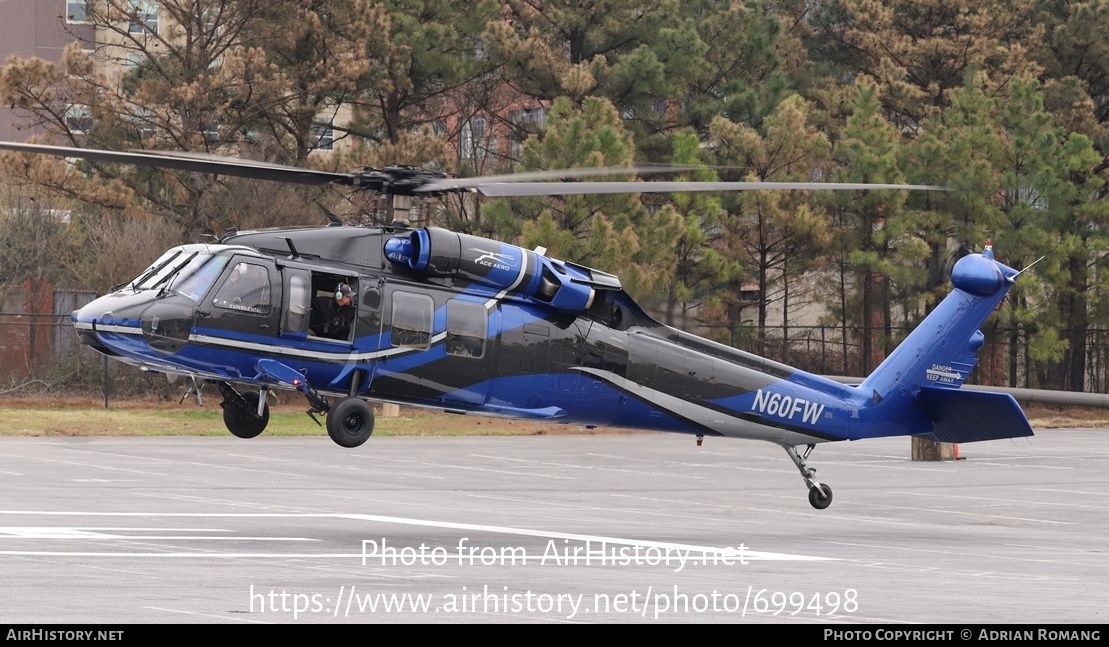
[418,164,707,192]
[0,141,354,186]
[473,180,950,197]
[0,140,950,197]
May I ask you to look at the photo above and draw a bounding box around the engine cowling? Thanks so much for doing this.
[383,227,617,312]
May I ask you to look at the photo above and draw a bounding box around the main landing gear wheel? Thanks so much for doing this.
[808,483,833,510]
[327,397,374,448]
[223,391,269,439]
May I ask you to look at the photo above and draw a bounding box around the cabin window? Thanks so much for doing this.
[391,291,433,349]
[212,262,271,315]
[363,287,381,310]
[359,286,382,335]
[283,273,310,333]
[445,300,486,358]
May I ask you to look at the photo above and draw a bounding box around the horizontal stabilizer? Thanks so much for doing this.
[915,387,1034,443]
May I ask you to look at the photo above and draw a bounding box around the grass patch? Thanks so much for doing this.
[0,401,622,438]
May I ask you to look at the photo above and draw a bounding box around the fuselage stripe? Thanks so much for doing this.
[483,252,530,311]
[188,331,448,362]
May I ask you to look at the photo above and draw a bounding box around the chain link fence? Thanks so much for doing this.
[0,311,199,400]
[0,312,97,394]
[720,324,1109,392]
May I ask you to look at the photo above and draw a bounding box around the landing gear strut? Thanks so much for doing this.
[784,444,833,510]
[216,381,269,439]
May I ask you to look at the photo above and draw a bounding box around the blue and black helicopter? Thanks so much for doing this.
[0,140,1035,509]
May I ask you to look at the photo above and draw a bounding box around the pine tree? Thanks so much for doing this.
[658,130,737,331]
[710,95,833,356]
[822,81,923,371]
[482,96,681,299]
[809,0,1043,130]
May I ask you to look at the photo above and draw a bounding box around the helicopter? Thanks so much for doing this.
[0,139,1036,509]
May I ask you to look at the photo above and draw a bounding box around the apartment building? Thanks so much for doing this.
[0,1,348,155]
[0,1,94,140]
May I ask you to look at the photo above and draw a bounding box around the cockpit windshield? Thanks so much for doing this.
[129,248,191,291]
[167,254,231,302]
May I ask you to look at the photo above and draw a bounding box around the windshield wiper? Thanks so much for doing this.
[127,251,183,292]
[155,252,199,298]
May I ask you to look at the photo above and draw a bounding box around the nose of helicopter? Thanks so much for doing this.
[71,290,157,352]
[73,291,148,327]
[73,296,116,353]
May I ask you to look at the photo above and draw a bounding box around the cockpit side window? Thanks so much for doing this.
[212,262,271,315]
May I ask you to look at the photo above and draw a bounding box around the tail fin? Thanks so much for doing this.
[859,245,1017,400]
[855,245,1032,441]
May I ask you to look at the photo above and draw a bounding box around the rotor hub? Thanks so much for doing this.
[350,166,449,196]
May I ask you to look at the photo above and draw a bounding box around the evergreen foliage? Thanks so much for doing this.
[0,0,1106,389]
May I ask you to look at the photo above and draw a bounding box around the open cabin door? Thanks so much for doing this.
[277,267,384,396]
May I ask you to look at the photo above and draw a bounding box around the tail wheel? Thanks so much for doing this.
[808,484,833,510]
[223,391,268,439]
[327,397,374,448]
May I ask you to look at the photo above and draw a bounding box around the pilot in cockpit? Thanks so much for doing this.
[216,262,267,312]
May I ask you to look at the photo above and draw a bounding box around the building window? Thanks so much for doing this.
[509,108,546,158]
[511,107,547,132]
[66,0,89,23]
[127,52,148,69]
[128,0,159,34]
[65,104,93,134]
[459,116,485,159]
[311,123,334,151]
[131,106,156,140]
[64,49,95,78]
[199,118,218,143]
[199,4,221,39]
